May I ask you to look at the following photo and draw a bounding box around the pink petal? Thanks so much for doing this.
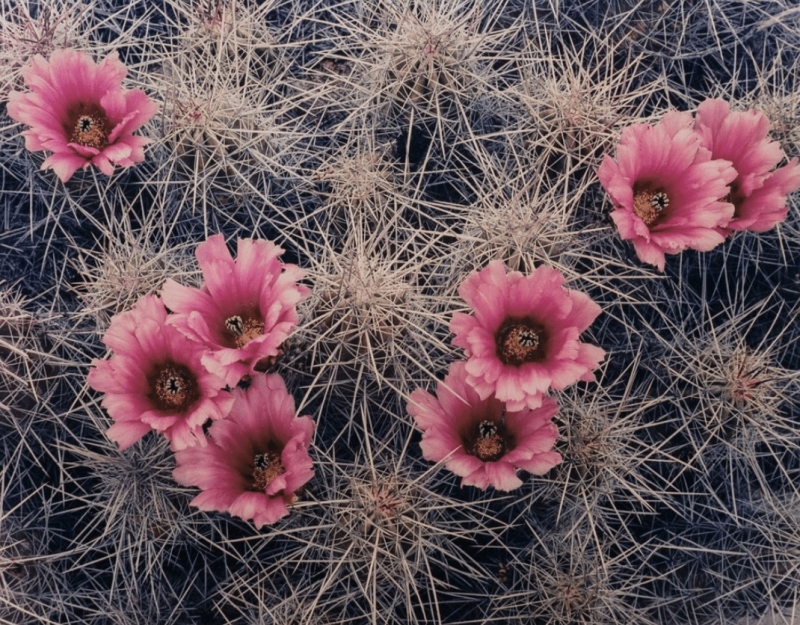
[41,152,87,182]
[106,421,151,451]
[517,451,563,475]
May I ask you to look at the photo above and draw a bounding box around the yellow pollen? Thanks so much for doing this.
[251,451,285,491]
[153,363,198,411]
[496,320,545,366]
[469,420,506,462]
[70,113,109,149]
[633,190,668,226]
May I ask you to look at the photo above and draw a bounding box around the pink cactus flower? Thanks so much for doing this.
[6,48,158,182]
[449,261,605,412]
[408,361,562,491]
[87,295,234,451]
[597,111,738,271]
[694,98,800,233]
[162,235,311,388]
[173,374,315,528]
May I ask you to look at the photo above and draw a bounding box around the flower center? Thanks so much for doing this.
[69,112,110,149]
[632,189,669,226]
[721,181,745,219]
[495,318,546,366]
[151,362,199,412]
[224,314,265,348]
[468,420,506,462]
[251,451,285,491]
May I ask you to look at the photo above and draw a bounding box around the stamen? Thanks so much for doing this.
[495,318,546,366]
[632,189,669,226]
[69,112,110,149]
[152,362,199,412]
[251,451,285,491]
[224,313,265,348]
[469,420,506,462]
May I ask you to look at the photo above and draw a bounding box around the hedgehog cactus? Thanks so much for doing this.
[1,0,799,624]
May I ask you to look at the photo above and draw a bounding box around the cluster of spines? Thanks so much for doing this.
[1,0,799,624]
